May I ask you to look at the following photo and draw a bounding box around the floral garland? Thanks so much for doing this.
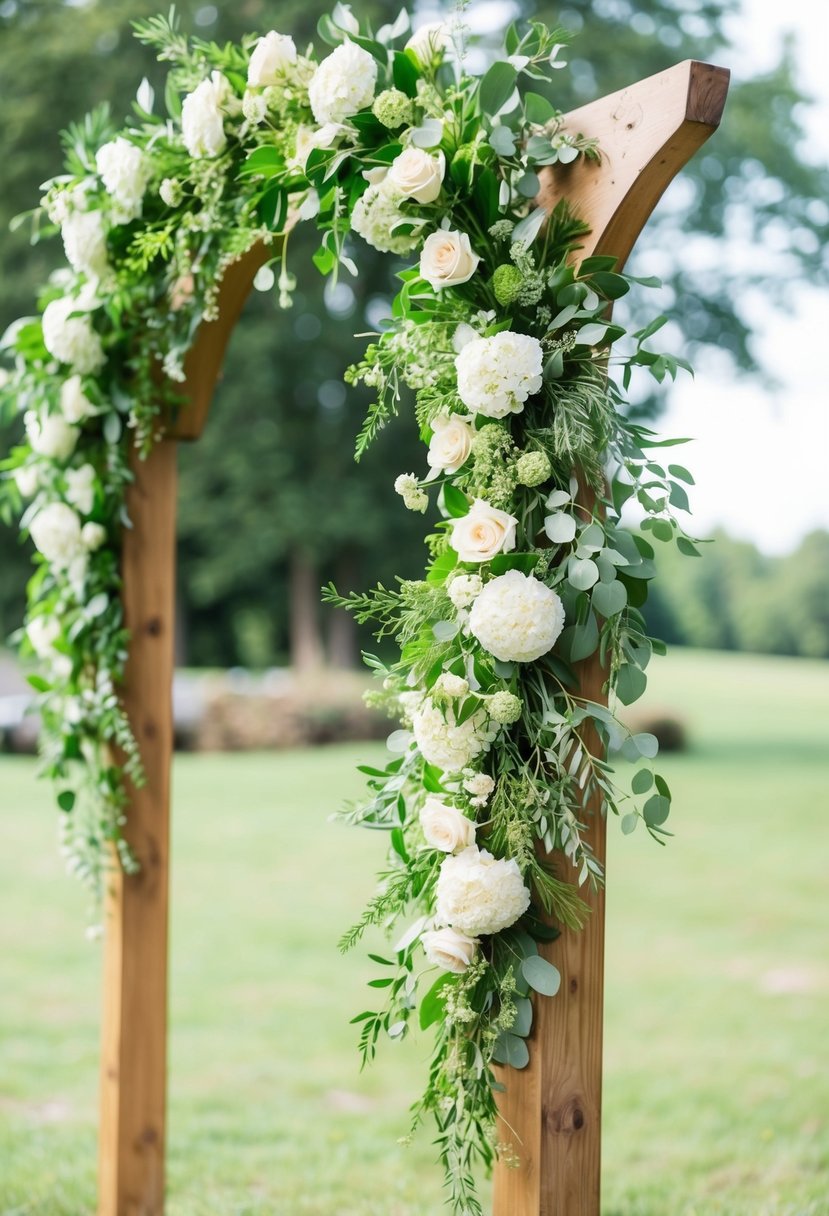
[0,8,700,1209]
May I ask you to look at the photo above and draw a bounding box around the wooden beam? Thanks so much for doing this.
[99,440,177,1216]
[493,58,728,1216]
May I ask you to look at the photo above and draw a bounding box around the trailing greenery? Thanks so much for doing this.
[0,7,707,1209]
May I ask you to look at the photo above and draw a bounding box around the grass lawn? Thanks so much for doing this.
[1,648,827,1215]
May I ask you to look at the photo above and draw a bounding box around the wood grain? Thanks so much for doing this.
[492,58,728,1216]
[99,441,177,1216]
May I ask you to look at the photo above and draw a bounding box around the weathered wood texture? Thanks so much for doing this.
[99,441,178,1216]
[493,59,728,1216]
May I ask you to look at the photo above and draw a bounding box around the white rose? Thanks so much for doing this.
[406,22,452,62]
[41,296,104,374]
[247,31,297,86]
[181,76,229,159]
[420,229,480,291]
[447,573,483,610]
[468,569,566,663]
[64,463,96,515]
[387,148,445,204]
[435,845,530,937]
[26,411,78,461]
[421,926,477,974]
[29,502,83,569]
[61,210,109,280]
[14,464,41,498]
[455,331,544,418]
[60,375,95,424]
[81,521,107,551]
[419,797,476,853]
[449,498,517,563]
[95,137,149,223]
[427,413,474,474]
[308,41,378,125]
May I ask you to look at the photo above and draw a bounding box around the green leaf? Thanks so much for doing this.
[591,579,627,618]
[26,674,51,693]
[668,463,695,485]
[521,955,561,996]
[677,536,702,557]
[427,548,458,585]
[524,92,556,124]
[489,125,517,156]
[631,732,659,758]
[615,664,647,706]
[631,768,653,794]
[479,62,517,115]
[620,812,638,835]
[57,790,76,813]
[564,612,599,663]
[419,972,455,1030]
[544,512,576,544]
[513,997,533,1037]
[643,794,671,827]
[493,1031,530,1069]
[442,482,469,518]
[490,552,540,575]
[392,51,419,97]
[238,146,285,177]
[568,557,599,591]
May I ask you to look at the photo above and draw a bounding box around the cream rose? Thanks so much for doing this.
[247,31,297,86]
[181,75,229,159]
[419,797,476,853]
[427,413,474,474]
[420,229,480,290]
[60,375,96,425]
[421,926,478,974]
[25,411,78,462]
[29,502,83,569]
[449,498,517,563]
[387,148,445,204]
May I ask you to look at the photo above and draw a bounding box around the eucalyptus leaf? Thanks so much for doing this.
[521,955,561,996]
[568,557,599,591]
[544,512,576,543]
[479,62,518,116]
[591,579,626,617]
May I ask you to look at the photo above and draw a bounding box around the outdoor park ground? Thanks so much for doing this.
[1,648,827,1215]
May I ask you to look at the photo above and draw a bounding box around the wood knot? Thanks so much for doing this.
[569,977,578,994]
[145,616,163,637]
[143,719,158,741]
[138,1125,159,1148]
[546,1098,588,1136]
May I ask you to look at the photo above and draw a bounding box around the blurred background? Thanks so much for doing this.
[0,2,827,1214]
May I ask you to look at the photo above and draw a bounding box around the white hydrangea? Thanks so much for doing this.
[81,521,106,551]
[61,210,109,280]
[432,672,469,699]
[411,699,496,773]
[27,616,72,680]
[14,464,41,499]
[29,502,84,570]
[463,771,495,808]
[447,573,483,610]
[159,178,183,207]
[95,137,150,223]
[455,331,544,418]
[242,91,268,124]
[41,295,104,374]
[468,570,566,663]
[181,74,229,159]
[25,411,78,461]
[308,40,378,125]
[351,182,421,255]
[247,31,297,86]
[435,845,530,937]
[60,375,96,425]
[64,464,96,515]
[393,472,428,513]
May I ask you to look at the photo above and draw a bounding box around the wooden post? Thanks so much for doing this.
[492,60,729,1216]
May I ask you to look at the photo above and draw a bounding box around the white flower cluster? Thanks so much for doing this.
[468,570,566,663]
[247,31,298,86]
[351,183,421,256]
[447,573,482,610]
[41,292,104,374]
[96,138,150,223]
[181,72,234,159]
[393,472,428,513]
[411,699,496,773]
[463,771,495,807]
[435,846,530,937]
[455,331,544,418]
[27,615,72,680]
[61,210,109,282]
[308,40,377,125]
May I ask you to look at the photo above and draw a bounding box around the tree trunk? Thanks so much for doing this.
[289,550,324,671]
[327,550,359,669]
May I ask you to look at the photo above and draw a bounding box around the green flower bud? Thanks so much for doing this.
[372,89,415,130]
[488,691,522,725]
[491,263,524,307]
[515,450,552,488]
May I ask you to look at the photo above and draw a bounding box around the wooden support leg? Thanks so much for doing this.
[99,440,177,1216]
[493,657,607,1216]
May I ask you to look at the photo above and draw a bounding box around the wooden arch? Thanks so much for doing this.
[99,58,728,1216]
